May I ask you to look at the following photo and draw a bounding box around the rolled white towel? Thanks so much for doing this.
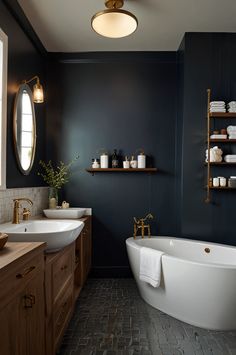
[228,109,236,113]
[228,101,236,105]
[229,135,236,139]
[139,247,164,288]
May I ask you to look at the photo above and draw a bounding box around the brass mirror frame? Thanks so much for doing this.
[13,83,36,175]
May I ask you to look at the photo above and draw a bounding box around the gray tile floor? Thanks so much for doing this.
[58,279,236,355]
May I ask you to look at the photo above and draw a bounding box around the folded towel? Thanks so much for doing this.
[228,101,236,105]
[228,109,236,113]
[210,101,225,105]
[210,109,226,113]
[210,105,225,109]
[229,135,236,139]
[227,126,236,133]
[139,247,164,288]
[225,155,236,162]
[225,159,236,163]
[210,134,227,139]
[225,155,236,159]
[225,157,236,161]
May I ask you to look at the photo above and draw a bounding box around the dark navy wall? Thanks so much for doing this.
[2,2,236,274]
[0,1,47,187]
[47,53,178,275]
[179,33,236,246]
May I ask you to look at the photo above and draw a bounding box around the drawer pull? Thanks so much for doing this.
[61,265,68,271]
[24,294,35,308]
[16,266,36,279]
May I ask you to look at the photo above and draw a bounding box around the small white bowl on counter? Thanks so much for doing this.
[43,207,86,219]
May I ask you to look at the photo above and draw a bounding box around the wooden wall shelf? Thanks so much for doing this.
[209,113,236,118]
[86,168,157,174]
[205,89,236,202]
[205,162,236,166]
[210,139,236,143]
[209,186,236,190]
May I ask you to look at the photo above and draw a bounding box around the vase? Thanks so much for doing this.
[48,187,58,209]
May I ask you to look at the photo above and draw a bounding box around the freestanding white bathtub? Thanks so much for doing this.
[126,236,236,330]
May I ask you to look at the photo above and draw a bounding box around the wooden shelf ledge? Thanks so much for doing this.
[204,162,236,166]
[209,113,236,118]
[209,186,236,190]
[86,168,157,174]
[209,139,236,143]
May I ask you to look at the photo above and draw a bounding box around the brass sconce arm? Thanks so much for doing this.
[23,75,40,85]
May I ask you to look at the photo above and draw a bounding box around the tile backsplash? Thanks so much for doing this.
[0,187,48,223]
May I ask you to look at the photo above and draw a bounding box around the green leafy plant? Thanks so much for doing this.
[38,155,79,189]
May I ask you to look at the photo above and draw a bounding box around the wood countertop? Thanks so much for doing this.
[0,242,46,272]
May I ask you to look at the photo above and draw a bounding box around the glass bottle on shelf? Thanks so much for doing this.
[112,149,119,168]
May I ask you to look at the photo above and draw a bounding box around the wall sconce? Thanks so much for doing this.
[23,76,44,103]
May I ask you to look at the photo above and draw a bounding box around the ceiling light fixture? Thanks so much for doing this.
[91,0,138,39]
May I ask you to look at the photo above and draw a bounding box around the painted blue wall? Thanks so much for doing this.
[47,53,178,276]
[2,0,236,275]
[0,1,47,187]
[179,33,236,246]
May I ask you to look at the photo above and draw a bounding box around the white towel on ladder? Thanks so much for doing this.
[139,247,164,288]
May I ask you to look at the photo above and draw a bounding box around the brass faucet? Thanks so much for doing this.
[12,198,33,224]
[133,213,154,239]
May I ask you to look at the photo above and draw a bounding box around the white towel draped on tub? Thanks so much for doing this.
[139,247,164,288]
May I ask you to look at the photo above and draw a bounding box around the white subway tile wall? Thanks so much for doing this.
[0,187,48,223]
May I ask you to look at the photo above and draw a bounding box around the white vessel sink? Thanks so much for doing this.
[43,208,86,219]
[0,220,84,252]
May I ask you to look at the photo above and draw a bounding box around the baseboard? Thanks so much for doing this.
[90,266,133,278]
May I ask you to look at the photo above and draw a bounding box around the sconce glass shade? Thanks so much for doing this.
[33,82,44,103]
[92,9,138,38]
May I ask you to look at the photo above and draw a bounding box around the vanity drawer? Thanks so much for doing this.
[53,277,73,350]
[0,252,44,309]
[52,243,74,299]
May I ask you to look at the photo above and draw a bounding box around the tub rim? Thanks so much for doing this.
[126,236,236,269]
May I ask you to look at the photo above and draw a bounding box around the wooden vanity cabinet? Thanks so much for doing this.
[45,215,92,355]
[0,242,46,355]
[45,242,75,355]
[74,216,92,299]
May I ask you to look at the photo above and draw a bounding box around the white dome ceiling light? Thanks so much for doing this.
[91,0,138,39]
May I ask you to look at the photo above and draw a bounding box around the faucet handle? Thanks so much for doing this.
[22,208,31,221]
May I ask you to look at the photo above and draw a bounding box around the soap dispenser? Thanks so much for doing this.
[137,150,146,168]
[100,151,109,168]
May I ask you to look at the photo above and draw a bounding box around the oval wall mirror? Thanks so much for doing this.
[13,84,36,175]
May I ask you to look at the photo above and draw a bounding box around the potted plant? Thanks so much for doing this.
[38,155,79,208]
